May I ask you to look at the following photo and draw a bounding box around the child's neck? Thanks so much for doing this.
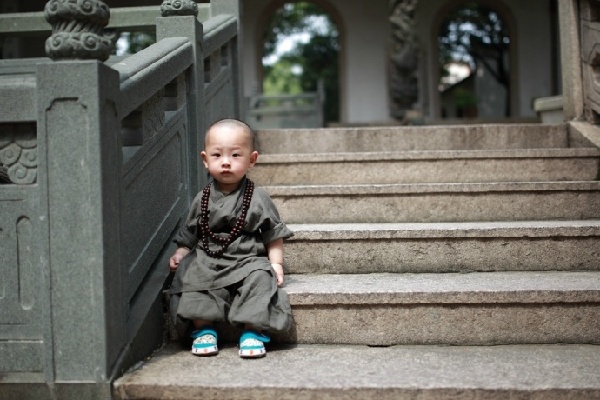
[216,179,244,194]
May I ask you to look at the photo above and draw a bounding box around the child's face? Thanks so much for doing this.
[201,125,258,192]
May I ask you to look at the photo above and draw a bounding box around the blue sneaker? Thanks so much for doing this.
[239,330,270,358]
[191,327,218,356]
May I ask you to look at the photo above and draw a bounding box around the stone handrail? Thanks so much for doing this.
[113,37,193,117]
[0,5,211,37]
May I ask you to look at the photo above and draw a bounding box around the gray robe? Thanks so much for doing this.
[170,178,294,334]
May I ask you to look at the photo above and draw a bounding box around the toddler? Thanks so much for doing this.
[168,118,293,358]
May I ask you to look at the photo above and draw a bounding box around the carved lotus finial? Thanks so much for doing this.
[44,0,112,61]
[160,0,198,17]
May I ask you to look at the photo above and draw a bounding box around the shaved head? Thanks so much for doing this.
[205,118,255,150]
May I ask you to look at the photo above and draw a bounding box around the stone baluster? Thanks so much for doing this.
[157,0,205,193]
[44,0,112,61]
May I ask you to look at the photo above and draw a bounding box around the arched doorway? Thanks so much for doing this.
[256,0,343,126]
[433,0,517,121]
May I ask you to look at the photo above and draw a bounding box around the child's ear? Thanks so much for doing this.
[249,151,258,167]
[200,151,209,168]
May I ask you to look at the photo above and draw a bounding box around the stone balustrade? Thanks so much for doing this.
[0,1,241,398]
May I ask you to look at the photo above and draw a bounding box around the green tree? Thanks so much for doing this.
[262,2,340,124]
[263,60,303,95]
[262,3,325,61]
[283,34,339,123]
[438,2,510,116]
[112,31,156,56]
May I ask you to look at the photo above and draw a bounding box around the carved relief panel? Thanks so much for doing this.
[0,124,37,184]
[0,123,42,370]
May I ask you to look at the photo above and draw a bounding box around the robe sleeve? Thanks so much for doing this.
[249,187,294,244]
[173,192,201,249]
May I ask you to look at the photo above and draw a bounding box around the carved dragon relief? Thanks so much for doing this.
[389,0,419,118]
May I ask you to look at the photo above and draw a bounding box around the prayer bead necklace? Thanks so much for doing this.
[198,179,254,258]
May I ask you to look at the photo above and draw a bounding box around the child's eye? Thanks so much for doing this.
[212,153,221,158]
[233,153,240,158]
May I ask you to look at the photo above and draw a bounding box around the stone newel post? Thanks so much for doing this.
[38,0,123,393]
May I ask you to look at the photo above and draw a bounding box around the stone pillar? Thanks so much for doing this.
[560,0,585,121]
[36,0,124,395]
[389,0,419,121]
[158,0,205,194]
[580,0,600,123]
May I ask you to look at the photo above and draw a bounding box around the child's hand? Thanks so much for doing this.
[169,247,190,272]
[271,263,284,287]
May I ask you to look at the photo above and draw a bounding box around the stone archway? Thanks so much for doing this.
[254,0,345,124]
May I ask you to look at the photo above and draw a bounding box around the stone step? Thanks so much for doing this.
[255,123,586,154]
[284,220,600,274]
[280,271,600,346]
[113,343,600,400]
[266,181,600,223]
[250,148,600,185]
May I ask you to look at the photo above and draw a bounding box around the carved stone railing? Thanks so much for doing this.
[0,1,241,398]
[247,92,325,129]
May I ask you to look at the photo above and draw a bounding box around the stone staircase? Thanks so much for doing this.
[114,123,600,399]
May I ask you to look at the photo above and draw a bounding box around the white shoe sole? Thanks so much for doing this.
[191,345,218,356]
[239,348,266,358]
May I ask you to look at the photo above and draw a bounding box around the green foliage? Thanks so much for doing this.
[285,34,340,122]
[454,87,477,108]
[438,2,509,83]
[113,31,156,55]
[263,60,303,95]
[262,2,340,123]
[263,3,331,61]
[438,2,510,116]
[128,31,156,54]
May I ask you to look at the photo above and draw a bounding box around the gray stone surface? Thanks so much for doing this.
[0,74,36,122]
[284,271,600,304]
[250,148,600,185]
[284,221,600,274]
[277,271,600,345]
[255,124,572,154]
[570,121,600,148]
[280,271,600,346]
[113,343,600,400]
[266,182,600,223]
